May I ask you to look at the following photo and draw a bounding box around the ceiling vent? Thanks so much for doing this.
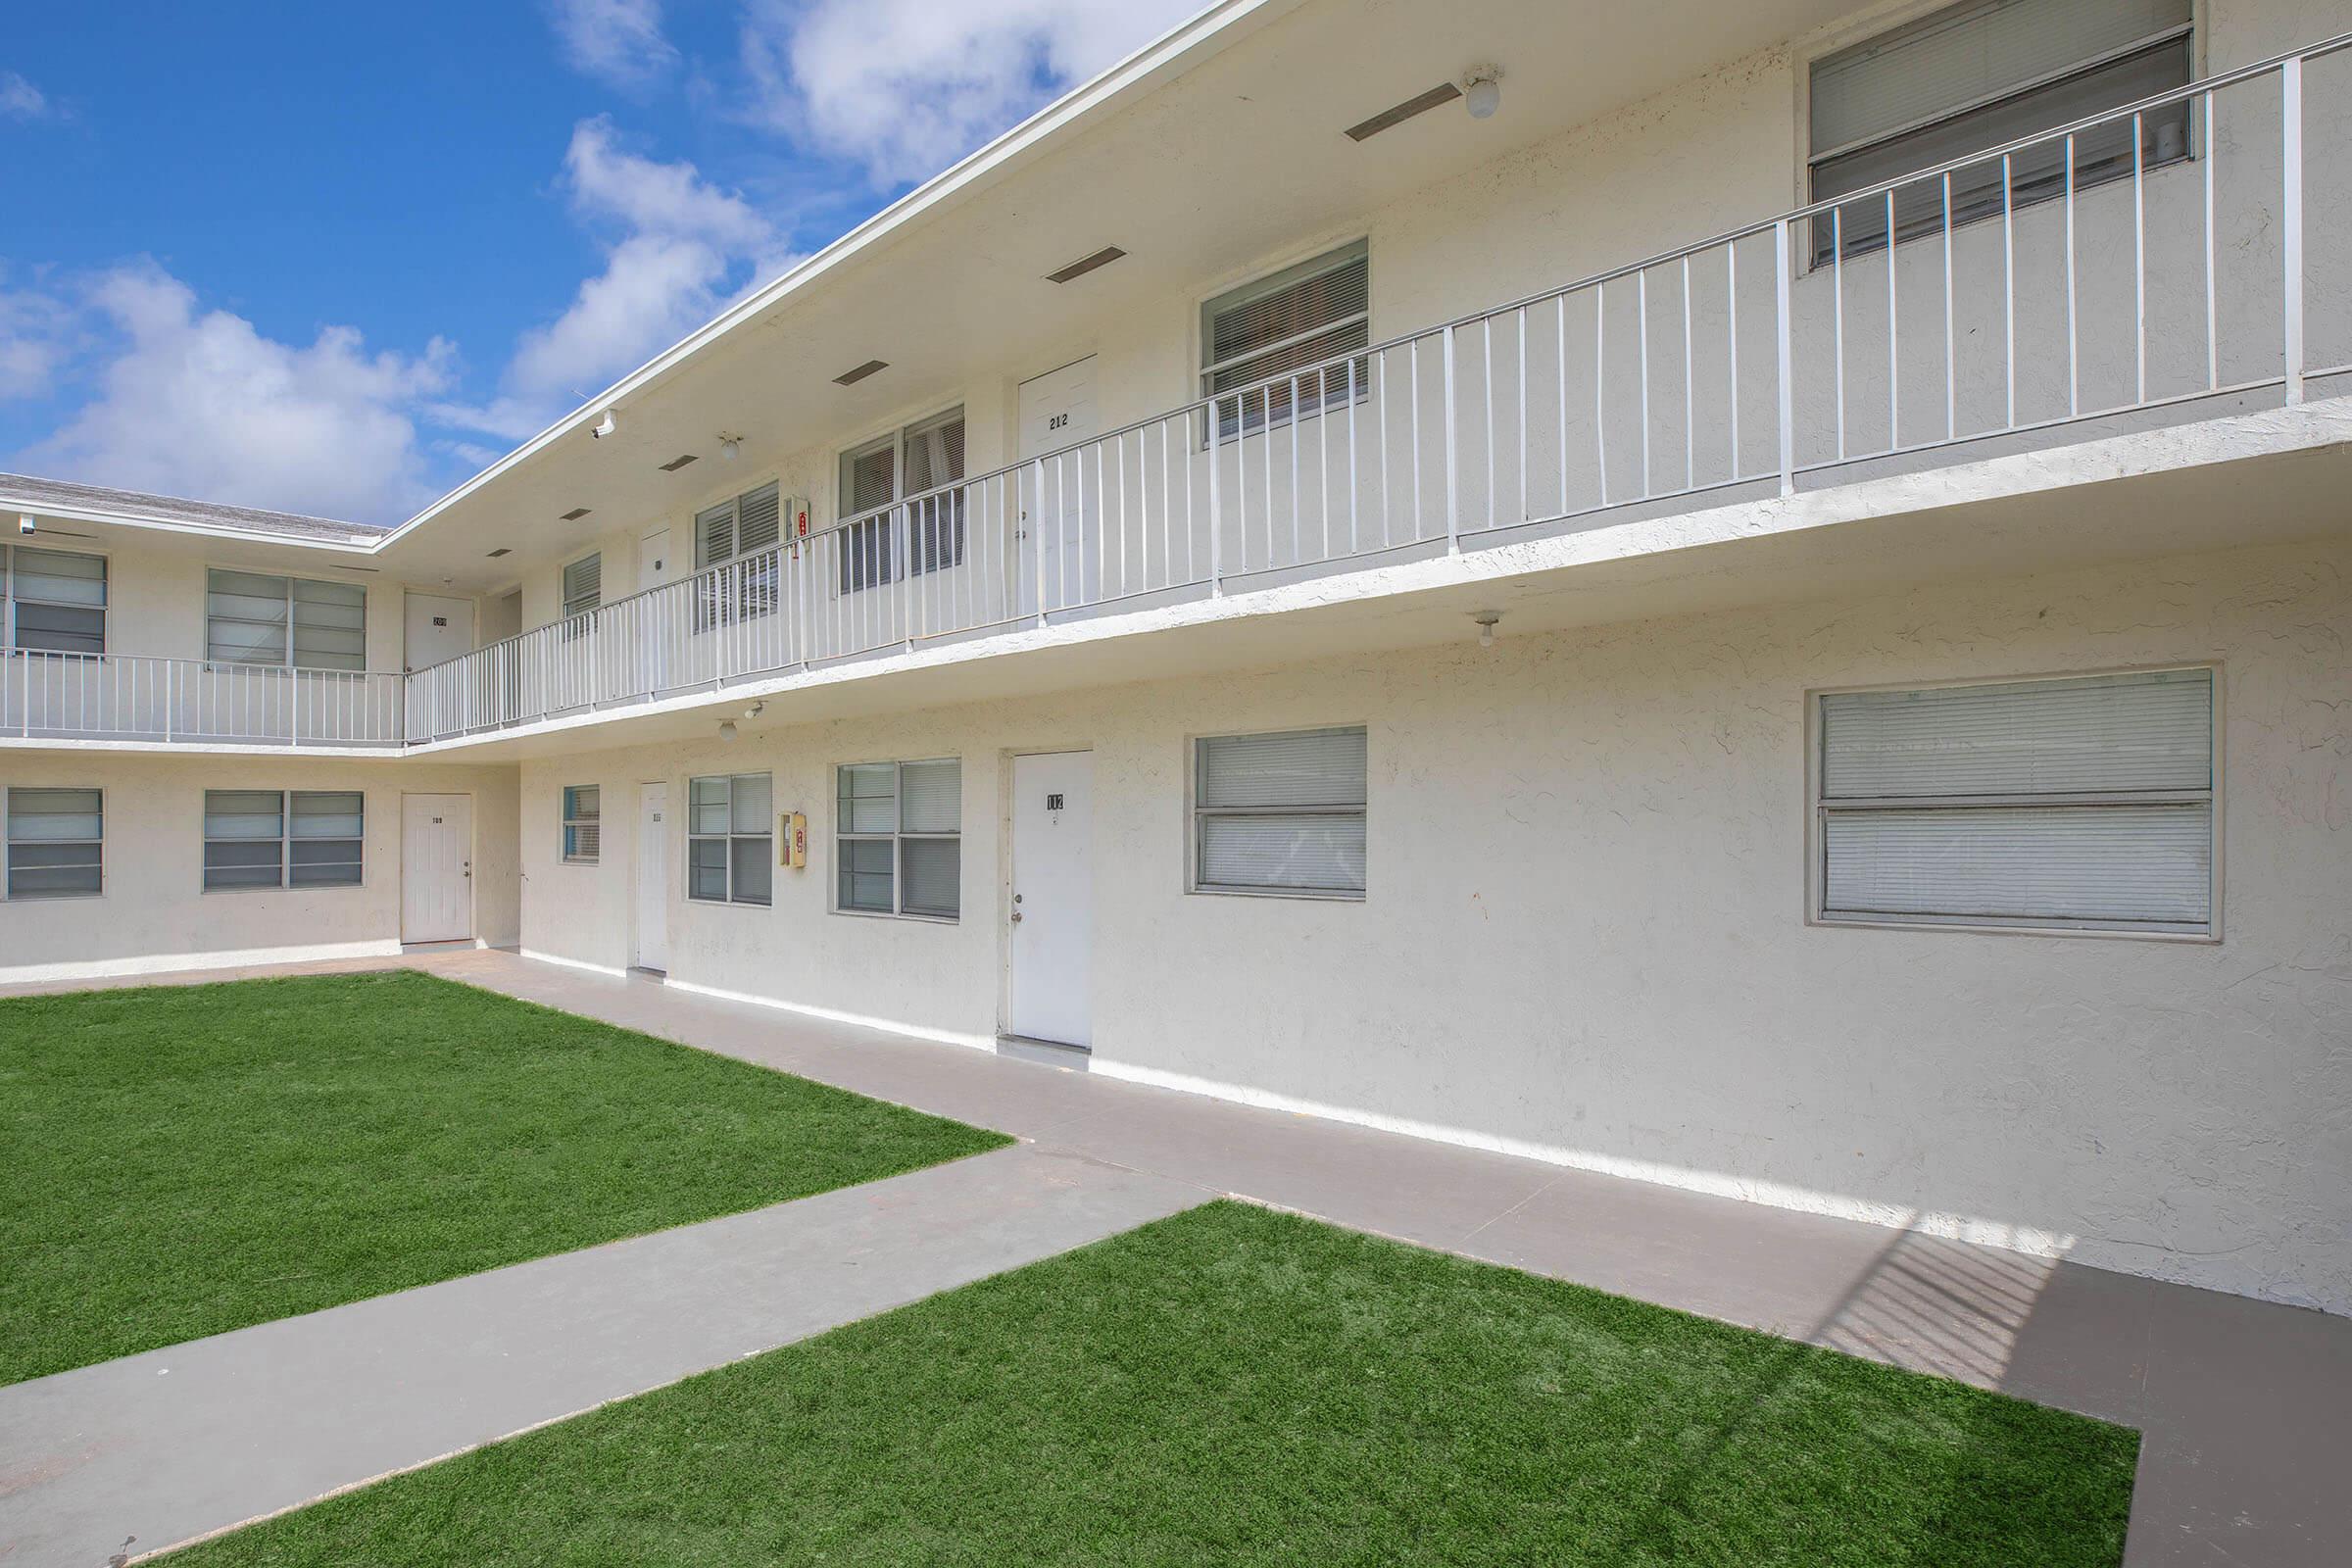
[1345,81,1461,141]
[486,547,512,558]
[561,507,592,521]
[1046,245,1127,283]
[658,453,699,471]
[833,359,890,386]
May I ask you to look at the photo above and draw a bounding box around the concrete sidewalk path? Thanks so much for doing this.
[0,1145,1202,1568]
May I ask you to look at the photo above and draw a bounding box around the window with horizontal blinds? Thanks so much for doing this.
[562,554,602,618]
[1194,726,1367,897]
[205,571,368,670]
[1815,668,2214,933]
[562,785,601,863]
[5,545,107,654]
[1201,242,1370,440]
[6,787,101,900]
[836,758,959,919]
[1807,0,2191,261]
[695,483,784,626]
[687,773,771,905]
[202,790,363,891]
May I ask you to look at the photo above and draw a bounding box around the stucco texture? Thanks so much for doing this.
[514,536,2348,1315]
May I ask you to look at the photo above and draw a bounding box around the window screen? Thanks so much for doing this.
[1808,0,2192,259]
[6,787,102,899]
[836,758,960,918]
[4,546,108,655]
[563,785,601,863]
[1815,668,2214,932]
[1200,241,1370,440]
[1193,726,1367,896]
[205,570,368,670]
[687,773,771,905]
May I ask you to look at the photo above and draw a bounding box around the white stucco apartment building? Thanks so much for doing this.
[4,0,2346,1319]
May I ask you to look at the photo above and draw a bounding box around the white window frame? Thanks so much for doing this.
[200,789,367,894]
[5,786,103,901]
[686,772,772,906]
[203,566,370,672]
[836,407,967,593]
[1188,724,1368,901]
[1198,239,1371,445]
[1805,664,2221,941]
[2,543,109,656]
[562,784,601,864]
[834,758,961,922]
[1802,0,2197,265]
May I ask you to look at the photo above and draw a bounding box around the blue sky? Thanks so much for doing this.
[0,0,1197,524]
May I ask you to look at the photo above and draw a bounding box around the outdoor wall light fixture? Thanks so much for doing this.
[1462,69,1502,121]
[1471,609,1502,648]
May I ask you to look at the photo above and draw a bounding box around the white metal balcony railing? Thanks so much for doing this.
[4,651,404,747]
[15,38,2349,753]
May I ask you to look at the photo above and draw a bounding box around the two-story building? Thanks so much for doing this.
[4,0,2347,1321]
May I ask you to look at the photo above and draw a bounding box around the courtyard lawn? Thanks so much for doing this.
[168,1201,2138,1568]
[0,970,1007,1386]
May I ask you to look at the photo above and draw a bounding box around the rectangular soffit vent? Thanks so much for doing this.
[658,453,699,471]
[833,359,890,386]
[561,507,592,521]
[1046,245,1127,283]
[486,547,512,558]
[1345,81,1461,142]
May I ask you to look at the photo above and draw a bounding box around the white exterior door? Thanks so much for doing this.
[400,794,472,943]
[1018,358,1099,612]
[635,782,670,972]
[402,593,473,673]
[638,527,670,590]
[1008,751,1093,1048]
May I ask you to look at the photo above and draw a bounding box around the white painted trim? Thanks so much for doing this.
[0,937,400,987]
[662,975,997,1054]
[514,948,629,980]
[1088,1055,2083,1263]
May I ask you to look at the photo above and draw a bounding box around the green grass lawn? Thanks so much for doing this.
[167,1201,2138,1568]
[0,970,1007,1386]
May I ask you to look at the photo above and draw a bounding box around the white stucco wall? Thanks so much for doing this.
[0,755,519,981]
[514,533,2351,1315]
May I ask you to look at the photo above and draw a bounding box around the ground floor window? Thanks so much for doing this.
[562,785,601,863]
[688,773,771,906]
[1813,667,2215,934]
[5,787,102,899]
[1192,726,1368,898]
[202,790,366,891]
[836,759,960,918]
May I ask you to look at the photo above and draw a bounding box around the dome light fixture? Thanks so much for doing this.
[1471,609,1502,648]
[1462,68,1502,121]
[718,720,739,742]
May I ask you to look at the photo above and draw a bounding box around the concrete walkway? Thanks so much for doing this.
[0,1146,1201,1566]
[4,950,2347,1567]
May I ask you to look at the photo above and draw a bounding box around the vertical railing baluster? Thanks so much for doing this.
[1943,172,1957,440]
[2002,150,2016,429]
[1726,242,1740,480]
[1831,206,1845,462]
[2281,55,2305,404]
[1638,267,1652,494]
[2204,90,2219,391]
[1681,256,1694,489]
[2065,132,2079,417]
[1885,187,1897,452]
[2133,111,2147,407]
[1775,218,1794,497]
[1442,322,1460,553]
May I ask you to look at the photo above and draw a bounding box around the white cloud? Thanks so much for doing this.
[0,274,74,400]
[742,0,1196,187]
[547,0,677,91]
[0,72,47,121]
[485,119,794,416]
[18,262,453,522]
